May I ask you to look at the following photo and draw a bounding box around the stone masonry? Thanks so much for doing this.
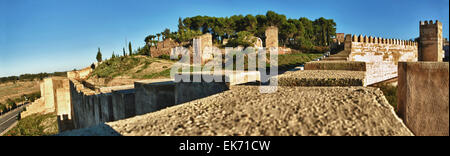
[419,20,444,61]
[397,62,449,136]
[265,26,278,49]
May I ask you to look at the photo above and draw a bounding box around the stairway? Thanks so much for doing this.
[321,50,350,61]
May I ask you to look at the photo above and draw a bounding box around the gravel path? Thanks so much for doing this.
[60,86,412,136]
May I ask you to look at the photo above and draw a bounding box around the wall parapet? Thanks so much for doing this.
[346,34,418,46]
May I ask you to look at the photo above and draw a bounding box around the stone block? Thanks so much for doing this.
[134,79,176,115]
[397,62,449,136]
[112,89,136,120]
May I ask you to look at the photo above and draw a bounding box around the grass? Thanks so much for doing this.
[141,68,172,79]
[375,84,398,112]
[277,53,323,70]
[91,53,322,81]
[3,113,58,136]
[91,56,155,79]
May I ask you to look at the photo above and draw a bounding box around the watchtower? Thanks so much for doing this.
[419,20,444,61]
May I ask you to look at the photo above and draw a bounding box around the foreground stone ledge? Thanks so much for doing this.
[175,70,261,86]
[305,61,366,71]
[275,70,366,86]
[58,86,413,136]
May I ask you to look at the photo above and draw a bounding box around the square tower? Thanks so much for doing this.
[419,20,444,62]
[265,26,278,48]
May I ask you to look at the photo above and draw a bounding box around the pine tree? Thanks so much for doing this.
[96,47,102,62]
[123,48,126,57]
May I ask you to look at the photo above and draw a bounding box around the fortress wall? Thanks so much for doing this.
[43,78,56,111]
[66,71,260,131]
[134,80,176,115]
[112,89,136,120]
[150,38,179,58]
[346,34,418,85]
[347,34,418,63]
[67,67,93,80]
[397,62,449,136]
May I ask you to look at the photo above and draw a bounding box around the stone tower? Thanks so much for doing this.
[419,20,444,62]
[265,26,278,48]
[344,34,352,52]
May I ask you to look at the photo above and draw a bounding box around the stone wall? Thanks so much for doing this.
[397,62,449,136]
[335,33,345,43]
[265,26,278,48]
[193,33,213,63]
[346,34,418,85]
[66,71,260,131]
[67,66,94,80]
[150,38,179,58]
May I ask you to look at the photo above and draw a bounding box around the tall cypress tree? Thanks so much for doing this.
[96,47,102,62]
[128,42,132,56]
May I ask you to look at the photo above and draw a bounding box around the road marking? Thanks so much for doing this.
[0,115,17,126]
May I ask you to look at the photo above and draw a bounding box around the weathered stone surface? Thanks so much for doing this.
[59,86,413,136]
[150,38,179,58]
[275,70,366,86]
[134,79,176,115]
[67,65,96,80]
[175,71,261,86]
[265,26,278,48]
[111,89,136,121]
[397,62,449,136]
[321,57,348,61]
[305,61,366,71]
[43,78,56,111]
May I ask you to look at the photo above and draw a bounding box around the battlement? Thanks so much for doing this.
[420,20,442,26]
[346,34,418,46]
[419,19,444,61]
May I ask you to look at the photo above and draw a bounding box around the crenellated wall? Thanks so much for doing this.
[345,34,418,62]
[344,34,418,84]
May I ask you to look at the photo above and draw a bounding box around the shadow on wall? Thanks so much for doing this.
[56,123,121,136]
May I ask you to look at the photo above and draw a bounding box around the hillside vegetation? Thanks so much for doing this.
[88,52,321,86]
[3,113,58,136]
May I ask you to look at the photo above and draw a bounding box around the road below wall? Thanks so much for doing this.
[0,104,28,135]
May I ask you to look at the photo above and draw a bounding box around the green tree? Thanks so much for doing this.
[96,47,102,62]
[162,28,171,40]
[0,103,6,113]
[123,48,126,57]
[156,33,161,41]
[128,42,133,56]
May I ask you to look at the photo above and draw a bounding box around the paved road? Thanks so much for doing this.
[0,103,28,135]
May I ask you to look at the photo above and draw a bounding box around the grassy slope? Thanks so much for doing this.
[90,53,322,80]
[3,113,58,136]
[91,56,174,80]
[277,53,323,70]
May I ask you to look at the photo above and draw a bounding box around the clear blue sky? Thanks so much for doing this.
[0,0,448,77]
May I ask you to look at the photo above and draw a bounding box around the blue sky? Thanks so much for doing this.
[0,0,448,77]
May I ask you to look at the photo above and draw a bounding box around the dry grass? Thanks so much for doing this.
[0,80,40,104]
